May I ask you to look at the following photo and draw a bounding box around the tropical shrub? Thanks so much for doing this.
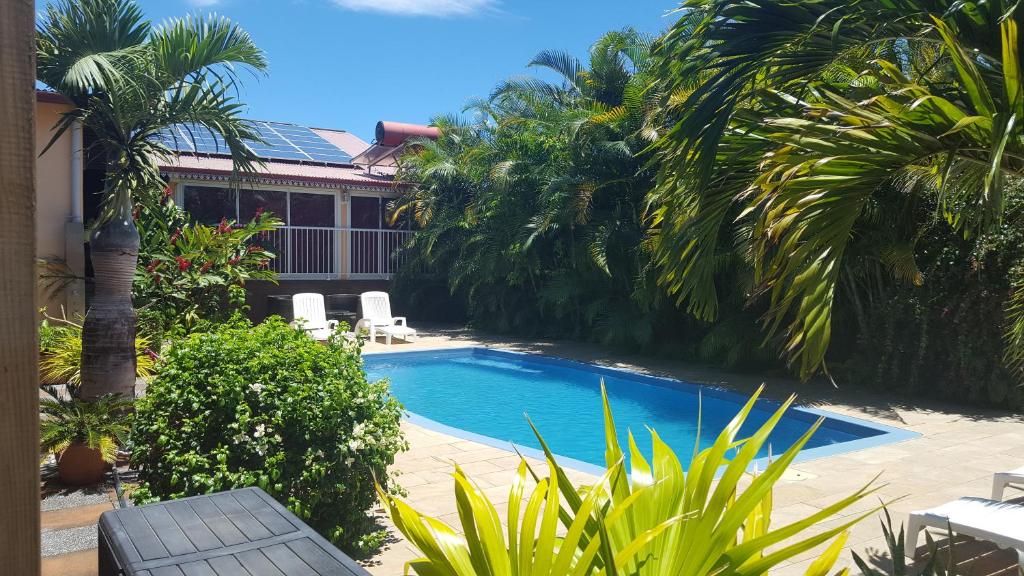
[130,317,406,550]
[393,30,695,352]
[836,196,1024,408]
[133,194,281,341]
[39,314,155,389]
[379,384,881,575]
[40,394,134,463]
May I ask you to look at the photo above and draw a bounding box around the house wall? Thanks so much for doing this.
[35,99,85,319]
[167,177,407,280]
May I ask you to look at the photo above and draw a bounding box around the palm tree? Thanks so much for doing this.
[650,0,1024,377]
[36,0,266,399]
[395,30,672,343]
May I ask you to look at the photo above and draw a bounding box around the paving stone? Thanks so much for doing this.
[41,548,97,576]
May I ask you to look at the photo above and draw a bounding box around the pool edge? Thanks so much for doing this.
[364,345,921,476]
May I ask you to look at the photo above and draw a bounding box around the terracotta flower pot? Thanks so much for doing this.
[57,443,108,486]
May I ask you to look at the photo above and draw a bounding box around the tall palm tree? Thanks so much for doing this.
[36,0,266,399]
[650,0,1024,377]
[395,30,670,343]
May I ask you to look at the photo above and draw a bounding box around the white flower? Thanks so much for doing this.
[253,423,267,438]
[352,422,367,438]
[232,432,248,444]
[347,438,364,452]
[250,382,264,393]
[344,457,354,466]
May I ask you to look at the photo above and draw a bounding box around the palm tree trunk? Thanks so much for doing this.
[0,0,41,569]
[79,197,139,400]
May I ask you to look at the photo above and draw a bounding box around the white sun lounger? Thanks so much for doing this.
[291,293,339,341]
[906,497,1024,568]
[992,465,1024,500]
[356,291,416,345]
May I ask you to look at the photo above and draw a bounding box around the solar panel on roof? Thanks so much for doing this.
[154,120,353,165]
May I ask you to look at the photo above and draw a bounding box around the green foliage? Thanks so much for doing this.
[394,30,698,351]
[129,317,407,550]
[650,0,1024,380]
[133,194,280,341]
[380,383,879,575]
[40,394,134,463]
[836,192,1024,408]
[39,314,155,388]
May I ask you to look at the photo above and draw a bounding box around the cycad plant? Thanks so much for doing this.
[379,384,882,575]
[36,0,266,399]
[40,394,134,464]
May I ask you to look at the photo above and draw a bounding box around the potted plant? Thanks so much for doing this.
[40,395,133,486]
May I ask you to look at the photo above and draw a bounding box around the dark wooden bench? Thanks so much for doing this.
[98,487,372,575]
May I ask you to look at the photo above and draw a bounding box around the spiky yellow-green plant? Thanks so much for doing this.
[40,394,134,463]
[39,318,154,387]
[379,383,883,575]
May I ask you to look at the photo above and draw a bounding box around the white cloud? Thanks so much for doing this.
[331,0,497,17]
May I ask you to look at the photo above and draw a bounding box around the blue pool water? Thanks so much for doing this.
[363,348,914,471]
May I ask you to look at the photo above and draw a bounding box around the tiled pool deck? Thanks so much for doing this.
[362,326,1024,576]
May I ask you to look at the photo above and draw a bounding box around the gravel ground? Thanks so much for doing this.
[41,525,97,556]
[40,489,112,512]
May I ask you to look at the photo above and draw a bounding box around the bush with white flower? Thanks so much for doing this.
[129,317,406,550]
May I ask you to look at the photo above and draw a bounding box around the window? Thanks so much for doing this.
[181,186,336,227]
[239,189,286,222]
[183,186,235,225]
[289,192,335,227]
[182,185,338,277]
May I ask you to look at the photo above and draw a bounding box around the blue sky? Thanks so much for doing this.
[122,0,678,142]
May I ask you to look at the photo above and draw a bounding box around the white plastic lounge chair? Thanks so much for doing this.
[291,293,338,341]
[992,465,1024,500]
[906,497,1024,568]
[356,291,416,345]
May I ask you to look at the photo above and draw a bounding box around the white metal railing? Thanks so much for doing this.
[255,226,414,279]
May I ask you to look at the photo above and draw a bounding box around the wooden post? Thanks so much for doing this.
[0,0,41,573]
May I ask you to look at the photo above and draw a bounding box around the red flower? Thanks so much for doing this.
[254,207,265,218]
[145,259,161,273]
[200,260,214,273]
[257,258,270,269]
[132,207,140,221]
[169,228,181,245]
[247,245,263,253]
[162,185,174,198]
[175,256,191,271]
[228,256,242,266]
[145,348,159,361]
[216,218,233,234]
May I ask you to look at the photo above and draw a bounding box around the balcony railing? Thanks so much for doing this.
[256,226,414,280]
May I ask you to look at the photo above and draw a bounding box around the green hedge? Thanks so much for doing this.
[130,317,407,549]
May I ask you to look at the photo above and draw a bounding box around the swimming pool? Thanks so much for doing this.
[363,347,916,473]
